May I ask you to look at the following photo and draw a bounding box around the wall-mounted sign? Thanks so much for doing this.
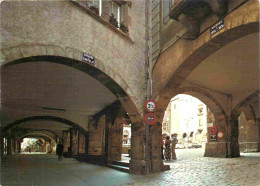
[82,53,95,65]
[144,113,157,125]
[210,126,218,134]
[211,134,217,141]
[210,19,224,36]
[145,100,157,112]
[217,131,224,139]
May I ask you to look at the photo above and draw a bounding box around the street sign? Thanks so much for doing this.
[210,126,217,134]
[217,131,224,139]
[145,100,157,112]
[210,19,224,36]
[211,134,217,141]
[144,113,157,125]
[82,53,95,65]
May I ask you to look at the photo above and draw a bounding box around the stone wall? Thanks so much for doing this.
[0,0,147,125]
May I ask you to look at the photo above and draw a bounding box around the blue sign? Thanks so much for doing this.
[82,53,95,65]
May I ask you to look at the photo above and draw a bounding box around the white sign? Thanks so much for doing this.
[145,100,157,112]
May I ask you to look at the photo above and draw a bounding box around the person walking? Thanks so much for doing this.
[164,136,171,161]
[57,143,64,161]
[171,133,178,160]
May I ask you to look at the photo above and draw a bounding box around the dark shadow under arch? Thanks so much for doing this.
[2,55,127,98]
[2,115,88,135]
[232,90,259,119]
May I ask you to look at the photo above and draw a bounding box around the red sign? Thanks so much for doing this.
[217,131,224,139]
[145,100,157,112]
[210,126,218,134]
[144,113,157,125]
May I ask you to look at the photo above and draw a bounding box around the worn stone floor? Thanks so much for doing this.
[1,149,260,186]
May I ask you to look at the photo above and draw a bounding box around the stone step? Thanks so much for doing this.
[107,164,130,173]
[111,161,130,167]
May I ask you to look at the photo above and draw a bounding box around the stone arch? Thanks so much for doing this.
[231,91,260,152]
[17,133,56,143]
[24,129,60,140]
[156,87,228,126]
[2,115,87,135]
[153,2,259,100]
[232,91,259,120]
[1,46,143,123]
[17,133,55,153]
[155,86,229,157]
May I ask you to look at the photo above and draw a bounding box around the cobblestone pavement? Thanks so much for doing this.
[1,150,260,186]
[130,149,260,186]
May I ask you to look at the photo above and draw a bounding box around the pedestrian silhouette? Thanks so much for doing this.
[57,143,64,161]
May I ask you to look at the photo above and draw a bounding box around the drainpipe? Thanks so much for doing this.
[144,0,152,174]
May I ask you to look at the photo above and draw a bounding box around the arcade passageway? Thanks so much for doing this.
[1,151,260,185]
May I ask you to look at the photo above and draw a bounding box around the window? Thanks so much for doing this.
[163,0,170,19]
[163,0,175,23]
[109,1,120,27]
[86,0,102,16]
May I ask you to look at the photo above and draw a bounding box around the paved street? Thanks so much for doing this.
[1,150,260,186]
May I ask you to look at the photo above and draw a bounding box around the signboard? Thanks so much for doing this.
[144,113,157,125]
[82,53,95,65]
[211,134,217,141]
[210,126,218,134]
[210,19,224,36]
[217,131,224,139]
[145,100,157,112]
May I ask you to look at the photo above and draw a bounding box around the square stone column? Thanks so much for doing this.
[107,118,123,162]
[70,128,79,157]
[129,123,148,174]
[150,122,169,172]
[78,131,86,154]
[204,111,228,158]
[62,130,70,153]
[7,131,12,156]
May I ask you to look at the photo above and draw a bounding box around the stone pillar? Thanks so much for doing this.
[78,131,86,154]
[204,109,228,158]
[62,130,70,153]
[88,115,106,156]
[7,131,12,156]
[150,122,168,172]
[229,118,240,157]
[239,117,260,152]
[107,118,123,162]
[0,135,4,158]
[43,141,47,152]
[70,128,79,157]
[17,140,21,153]
[129,123,147,174]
